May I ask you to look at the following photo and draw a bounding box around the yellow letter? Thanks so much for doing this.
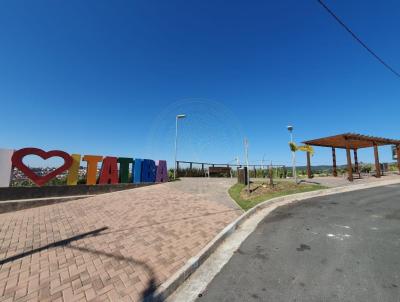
[67,154,81,185]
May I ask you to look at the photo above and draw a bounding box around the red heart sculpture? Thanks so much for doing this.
[11,148,73,186]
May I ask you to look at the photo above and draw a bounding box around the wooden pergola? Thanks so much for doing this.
[302,133,400,181]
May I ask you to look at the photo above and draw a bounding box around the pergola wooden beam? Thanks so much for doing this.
[303,133,400,149]
[344,134,400,145]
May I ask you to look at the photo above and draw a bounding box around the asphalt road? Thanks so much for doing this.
[196,184,400,302]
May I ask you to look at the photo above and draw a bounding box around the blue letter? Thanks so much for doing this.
[133,158,143,183]
[141,159,156,182]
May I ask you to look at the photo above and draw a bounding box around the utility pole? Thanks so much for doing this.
[174,114,186,179]
[244,138,250,191]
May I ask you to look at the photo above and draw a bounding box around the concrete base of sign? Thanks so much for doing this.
[0,183,157,213]
[0,195,93,214]
[0,182,156,202]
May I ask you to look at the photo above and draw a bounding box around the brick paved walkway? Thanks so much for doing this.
[0,179,241,301]
[167,177,239,209]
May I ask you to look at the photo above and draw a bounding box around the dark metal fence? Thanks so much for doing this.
[175,161,286,178]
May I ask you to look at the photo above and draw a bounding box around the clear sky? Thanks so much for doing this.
[1,0,399,168]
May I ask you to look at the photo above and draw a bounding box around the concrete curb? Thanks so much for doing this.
[0,195,95,214]
[154,178,400,301]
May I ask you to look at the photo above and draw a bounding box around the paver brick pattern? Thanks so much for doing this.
[0,180,241,301]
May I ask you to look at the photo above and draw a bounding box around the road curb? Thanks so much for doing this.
[154,178,400,301]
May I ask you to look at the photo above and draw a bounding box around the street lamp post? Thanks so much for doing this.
[244,138,250,191]
[174,114,186,179]
[287,125,297,184]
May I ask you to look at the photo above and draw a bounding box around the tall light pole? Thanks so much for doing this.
[287,125,297,184]
[244,138,250,191]
[174,114,186,179]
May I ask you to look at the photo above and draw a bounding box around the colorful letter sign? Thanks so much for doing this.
[82,155,103,185]
[0,149,14,187]
[118,157,133,183]
[141,159,157,183]
[98,157,119,185]
[11,148,73,186]
[1,147,168,187]
[156,160,168,183]
[66,154,82,185]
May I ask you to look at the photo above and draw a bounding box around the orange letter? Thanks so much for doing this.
[82,155,103,185]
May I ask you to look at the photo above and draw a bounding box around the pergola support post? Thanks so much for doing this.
[397,145,400,174]
[373,143,381,178]
[306,151,312,179]
[353,149,359,173]
[346,144,353,181]
[332,147,337,177]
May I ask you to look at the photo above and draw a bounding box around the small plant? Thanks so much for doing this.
[360,164,372,173]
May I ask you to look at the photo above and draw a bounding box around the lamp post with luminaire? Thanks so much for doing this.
[174,114,186,179]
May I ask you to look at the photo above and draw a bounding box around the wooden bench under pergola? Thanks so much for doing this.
[302,133,400,181]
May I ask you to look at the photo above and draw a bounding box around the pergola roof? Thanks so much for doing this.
[303,133,400,149]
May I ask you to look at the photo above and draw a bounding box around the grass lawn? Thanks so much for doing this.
[229,180,327,211]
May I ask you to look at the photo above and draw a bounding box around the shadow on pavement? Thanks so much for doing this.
[299,179,322,185]
[0,226,108,265]
[0,226,165,301]
[68,245,164,302]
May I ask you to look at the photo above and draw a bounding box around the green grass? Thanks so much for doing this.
[229,181,327,211]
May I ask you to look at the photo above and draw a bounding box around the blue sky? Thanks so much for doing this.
[1,0,399,168]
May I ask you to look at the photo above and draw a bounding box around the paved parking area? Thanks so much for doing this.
[0,178,241,301]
